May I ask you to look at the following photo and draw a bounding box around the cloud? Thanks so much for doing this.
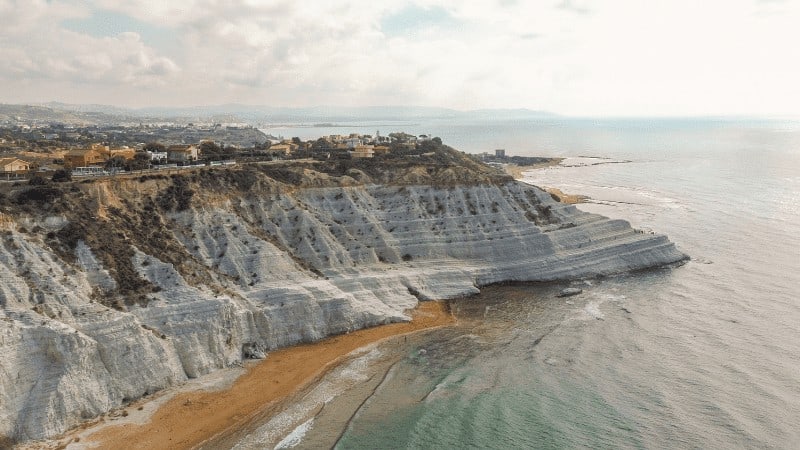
[0,0,180,91]
[0,0,87,32]
[2,0,560,107]
[380,4,459,37]
[0,0,799,115]
[555,0,591,15]
[0,25,179,87]
[61,8,170,44]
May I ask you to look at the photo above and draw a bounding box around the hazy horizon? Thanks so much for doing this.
[6,101,800,123]
[2,1,800,117]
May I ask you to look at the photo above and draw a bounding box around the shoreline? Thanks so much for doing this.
[543,187,588,204]
[46,301,454,450]
[502,157,563,179]
[505,158,588,204]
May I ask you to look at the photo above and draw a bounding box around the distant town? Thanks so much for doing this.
[0,120,550,182]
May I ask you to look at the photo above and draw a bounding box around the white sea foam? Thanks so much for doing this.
[274,418,314,449]
[232,347,384,449]
[424,381,450,402]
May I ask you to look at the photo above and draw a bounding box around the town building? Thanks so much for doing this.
[64,148,106,168]
[269,143,295,155]
[0,157,31,174]
[351,144,375,158]
[108,147,135,160]
[372,145,391,156]
[167,145,199,163]
[145,150,168,163]
[345,137,362,148]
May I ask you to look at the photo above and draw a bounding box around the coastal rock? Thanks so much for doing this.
[558,287,583,297]
[0,168,686,443]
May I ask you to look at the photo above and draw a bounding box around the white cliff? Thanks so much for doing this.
[0,160,686,444]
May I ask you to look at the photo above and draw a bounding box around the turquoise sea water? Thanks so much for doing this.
[260,118,800,449]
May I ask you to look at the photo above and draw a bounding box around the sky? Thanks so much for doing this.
[1,0,799,116]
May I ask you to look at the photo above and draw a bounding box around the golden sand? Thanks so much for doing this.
[544,187,588,204]
[71,301,454,450]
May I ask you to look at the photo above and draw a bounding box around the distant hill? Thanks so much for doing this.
[0,104,125,125]
[125,104,559,123]
[2,102,558,126]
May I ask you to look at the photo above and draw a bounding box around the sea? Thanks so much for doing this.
[243,118,800,449]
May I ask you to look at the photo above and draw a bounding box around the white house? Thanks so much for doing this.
[167,145,199,163]
[345,137,363,149]
[146,151,168,163]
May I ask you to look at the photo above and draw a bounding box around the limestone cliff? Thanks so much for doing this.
[0,150,686,443]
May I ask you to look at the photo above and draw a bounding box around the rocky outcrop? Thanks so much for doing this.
[0,157,686,443]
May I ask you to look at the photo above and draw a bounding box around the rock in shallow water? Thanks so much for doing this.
[557,287,584,297]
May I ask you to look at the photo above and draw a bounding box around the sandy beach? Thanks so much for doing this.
[45,301,453,450]
[543,187,588,204]
[505,158,587,204]
[502,158,563,179]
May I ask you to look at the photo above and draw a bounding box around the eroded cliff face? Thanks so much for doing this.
[0,155,687,443]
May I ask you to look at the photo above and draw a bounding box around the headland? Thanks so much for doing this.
[0,136,686,447]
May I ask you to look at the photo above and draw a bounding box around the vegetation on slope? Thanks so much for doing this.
[0,147,512,309]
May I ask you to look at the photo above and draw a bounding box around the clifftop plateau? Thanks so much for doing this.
[0,148,686,444]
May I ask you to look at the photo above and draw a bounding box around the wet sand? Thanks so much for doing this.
[59,301,454,450]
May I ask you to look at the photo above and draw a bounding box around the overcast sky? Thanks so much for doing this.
[1,0,799,116]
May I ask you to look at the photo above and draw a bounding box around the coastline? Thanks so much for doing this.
[6,155,688,448]
[49,301,454,450]
[506,158,588,204]
[502,157,563,179]
[543,187,588,204]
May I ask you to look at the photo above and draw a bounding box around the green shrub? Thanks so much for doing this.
[28,175,47,186]
[51,169,72,182]
[158,175,194,211]
[14,186,63,204]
